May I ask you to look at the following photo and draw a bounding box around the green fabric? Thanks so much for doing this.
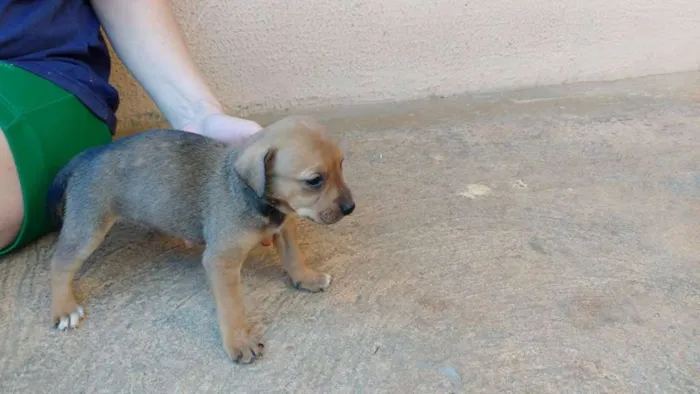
[0,62,112,256]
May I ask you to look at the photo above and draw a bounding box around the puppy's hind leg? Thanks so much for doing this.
[50,203,115,331]
[274,218,331,293]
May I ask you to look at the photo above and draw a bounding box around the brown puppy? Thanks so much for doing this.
[47,115,354,364]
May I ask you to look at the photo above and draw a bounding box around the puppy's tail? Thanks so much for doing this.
[46,165,72,230]
[46,145,107,229]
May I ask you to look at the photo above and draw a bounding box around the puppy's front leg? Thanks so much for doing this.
[274,218,332,292]
[202,245,263,364]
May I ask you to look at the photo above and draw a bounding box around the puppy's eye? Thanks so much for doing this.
[305,175,324,188]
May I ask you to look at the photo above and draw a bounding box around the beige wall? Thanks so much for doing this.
[111,0,700,133]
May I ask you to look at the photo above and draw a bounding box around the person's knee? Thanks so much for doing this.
[0,128,24,249]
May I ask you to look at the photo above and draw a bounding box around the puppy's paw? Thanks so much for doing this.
[291,270,332,293]
[224,330,265,364]
[53,305,85,331]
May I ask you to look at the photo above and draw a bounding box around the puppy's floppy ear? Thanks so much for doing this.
[234,144,277,198]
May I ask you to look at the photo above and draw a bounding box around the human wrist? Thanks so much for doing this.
[164,93,225,133]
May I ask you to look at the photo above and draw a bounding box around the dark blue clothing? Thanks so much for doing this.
[0,0,119,133]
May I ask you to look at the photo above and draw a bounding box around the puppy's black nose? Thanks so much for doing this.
[340,202,355,216]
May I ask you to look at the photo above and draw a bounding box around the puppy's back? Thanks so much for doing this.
[54,129,230,240]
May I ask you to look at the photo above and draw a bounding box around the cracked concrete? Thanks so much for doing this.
[1,72,700,393]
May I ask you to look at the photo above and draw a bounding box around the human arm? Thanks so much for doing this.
[90,0,261,143]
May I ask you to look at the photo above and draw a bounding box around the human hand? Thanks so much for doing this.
[183,112,263,145]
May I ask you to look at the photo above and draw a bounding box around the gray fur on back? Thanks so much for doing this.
[62,129,260,244]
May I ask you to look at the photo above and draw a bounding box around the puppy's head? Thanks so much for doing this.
[234,115,354,225]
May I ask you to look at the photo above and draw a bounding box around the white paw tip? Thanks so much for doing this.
[69,312,80,328]
[57,317,69,331]
[322,274,332,287]
[56,306,85,331]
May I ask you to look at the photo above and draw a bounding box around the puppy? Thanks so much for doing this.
[47,115,355,364]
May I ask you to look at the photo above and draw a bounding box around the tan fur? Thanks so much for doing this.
[48,115,354,364]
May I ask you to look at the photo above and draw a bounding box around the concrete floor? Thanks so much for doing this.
[2,72,700,393]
